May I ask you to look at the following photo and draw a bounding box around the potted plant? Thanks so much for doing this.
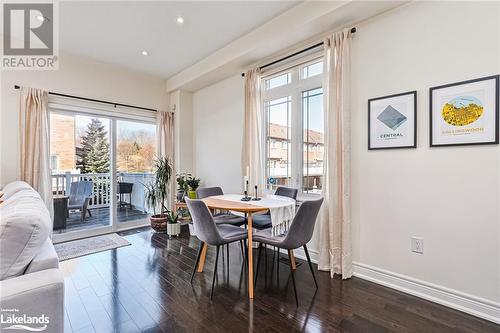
[176,173,190,202]
[144,156,178,233]
[186,176,201,199]
[165,210,181,237]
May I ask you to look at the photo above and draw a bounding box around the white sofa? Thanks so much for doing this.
[0,181,64,333]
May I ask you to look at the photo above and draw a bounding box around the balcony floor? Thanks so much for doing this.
[53,206,149,234]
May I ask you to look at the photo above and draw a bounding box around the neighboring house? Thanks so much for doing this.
[268,123,324,191]
[50,113,76,173]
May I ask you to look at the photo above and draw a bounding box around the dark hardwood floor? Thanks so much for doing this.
[60,227,500,333]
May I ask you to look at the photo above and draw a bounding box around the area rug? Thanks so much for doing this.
[55,233,130,261]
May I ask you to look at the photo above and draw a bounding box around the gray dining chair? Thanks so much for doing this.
[253,197,323,306]
[68,181,94,223]
[196,187,246,226]
[252,186,298,230]
[185,198,248,299]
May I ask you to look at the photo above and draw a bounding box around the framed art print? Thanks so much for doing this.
[368,91,417,150]
[430,75,499,147]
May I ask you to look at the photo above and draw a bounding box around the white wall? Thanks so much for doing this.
[351,1,500,303]
[191,0,500,310]
[171,90,194,174]
[193,75,244,193]
[0,53,168,185]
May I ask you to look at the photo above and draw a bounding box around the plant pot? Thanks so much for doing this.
[167,222,181,237]
[188,190,197,199]
[150,214,168,232]
[176,190,185,202]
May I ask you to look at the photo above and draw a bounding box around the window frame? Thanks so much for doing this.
[48,97,157,243]
[261,52,325,198]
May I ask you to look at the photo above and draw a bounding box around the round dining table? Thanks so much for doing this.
[199,194,296,299]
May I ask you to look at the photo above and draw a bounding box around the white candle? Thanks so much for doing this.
[243,176,248,192]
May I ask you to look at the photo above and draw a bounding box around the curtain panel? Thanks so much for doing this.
[157,111,175,209]
[317,28,353,279]
[241,68,265,195]
[19,87,54,219]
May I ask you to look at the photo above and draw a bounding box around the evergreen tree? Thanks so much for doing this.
[76,118,110,173]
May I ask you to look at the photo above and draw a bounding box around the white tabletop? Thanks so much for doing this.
[212,194,296,235]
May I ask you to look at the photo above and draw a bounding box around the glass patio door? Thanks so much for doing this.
[50,106,156,243]
[51,113,114,242]
[115,119,156,229]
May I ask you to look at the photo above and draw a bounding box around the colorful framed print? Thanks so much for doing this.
[430,75,499,147]
[368,91,417,150]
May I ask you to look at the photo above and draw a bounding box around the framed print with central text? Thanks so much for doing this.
[368,91,417,150]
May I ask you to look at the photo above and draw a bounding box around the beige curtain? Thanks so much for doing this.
[318,28,353,279]
[241,68,265,195]
[19,87,53,218]
[157,111,175,209]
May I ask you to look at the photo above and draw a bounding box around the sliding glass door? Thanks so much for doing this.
[51,113,113,240]
[50,106,156,242]
[116,119,156,228]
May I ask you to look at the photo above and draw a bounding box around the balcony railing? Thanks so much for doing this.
[51,172,155,211]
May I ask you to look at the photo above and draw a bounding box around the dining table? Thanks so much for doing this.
[199,194,296,299]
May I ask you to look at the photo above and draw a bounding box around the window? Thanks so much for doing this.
[49,101,157,239]
[262,55,324,195]
[265,96,291,188]
[265,72,291,90]
[302,88,324,194]
[301,61,323,79]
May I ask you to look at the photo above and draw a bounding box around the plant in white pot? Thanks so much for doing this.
[165,210,181,237]
[144,156,179,233]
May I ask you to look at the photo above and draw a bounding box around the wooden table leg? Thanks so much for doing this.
[288,250,297,270]
[247,213,254,299]
[197,243,208,272]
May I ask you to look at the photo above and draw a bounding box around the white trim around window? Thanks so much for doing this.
[261,52,325,198]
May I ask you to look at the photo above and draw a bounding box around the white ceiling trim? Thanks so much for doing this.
[166,1,408,93]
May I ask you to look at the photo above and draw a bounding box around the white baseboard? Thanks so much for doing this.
[353,262,500,324]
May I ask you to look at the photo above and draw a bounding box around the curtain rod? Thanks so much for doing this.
[241,27,356,77]
[13,85,158,112]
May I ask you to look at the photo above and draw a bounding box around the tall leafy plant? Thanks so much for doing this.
[144,156,173,216]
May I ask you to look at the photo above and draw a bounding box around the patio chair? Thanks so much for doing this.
[68,181,93,223]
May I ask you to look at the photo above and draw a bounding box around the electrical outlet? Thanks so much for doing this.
[411,237,424,254]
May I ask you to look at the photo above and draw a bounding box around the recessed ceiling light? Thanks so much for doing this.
[141,50,149,56]
[176,16,184,24]
[36,15,45,21]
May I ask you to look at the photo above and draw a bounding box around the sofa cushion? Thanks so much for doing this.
[1,181,33,200]
[0,185,51,280]
[1,188,42,207]
[24,239,59,274]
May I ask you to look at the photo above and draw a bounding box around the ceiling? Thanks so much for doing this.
[58,1,298,79]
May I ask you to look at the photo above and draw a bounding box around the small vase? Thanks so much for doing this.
[188,191,197,199]
[176,190,185,202]
[167,222,181,237]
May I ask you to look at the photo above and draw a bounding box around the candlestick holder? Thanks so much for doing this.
[251,185,261,201]
[241,190,251,201]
